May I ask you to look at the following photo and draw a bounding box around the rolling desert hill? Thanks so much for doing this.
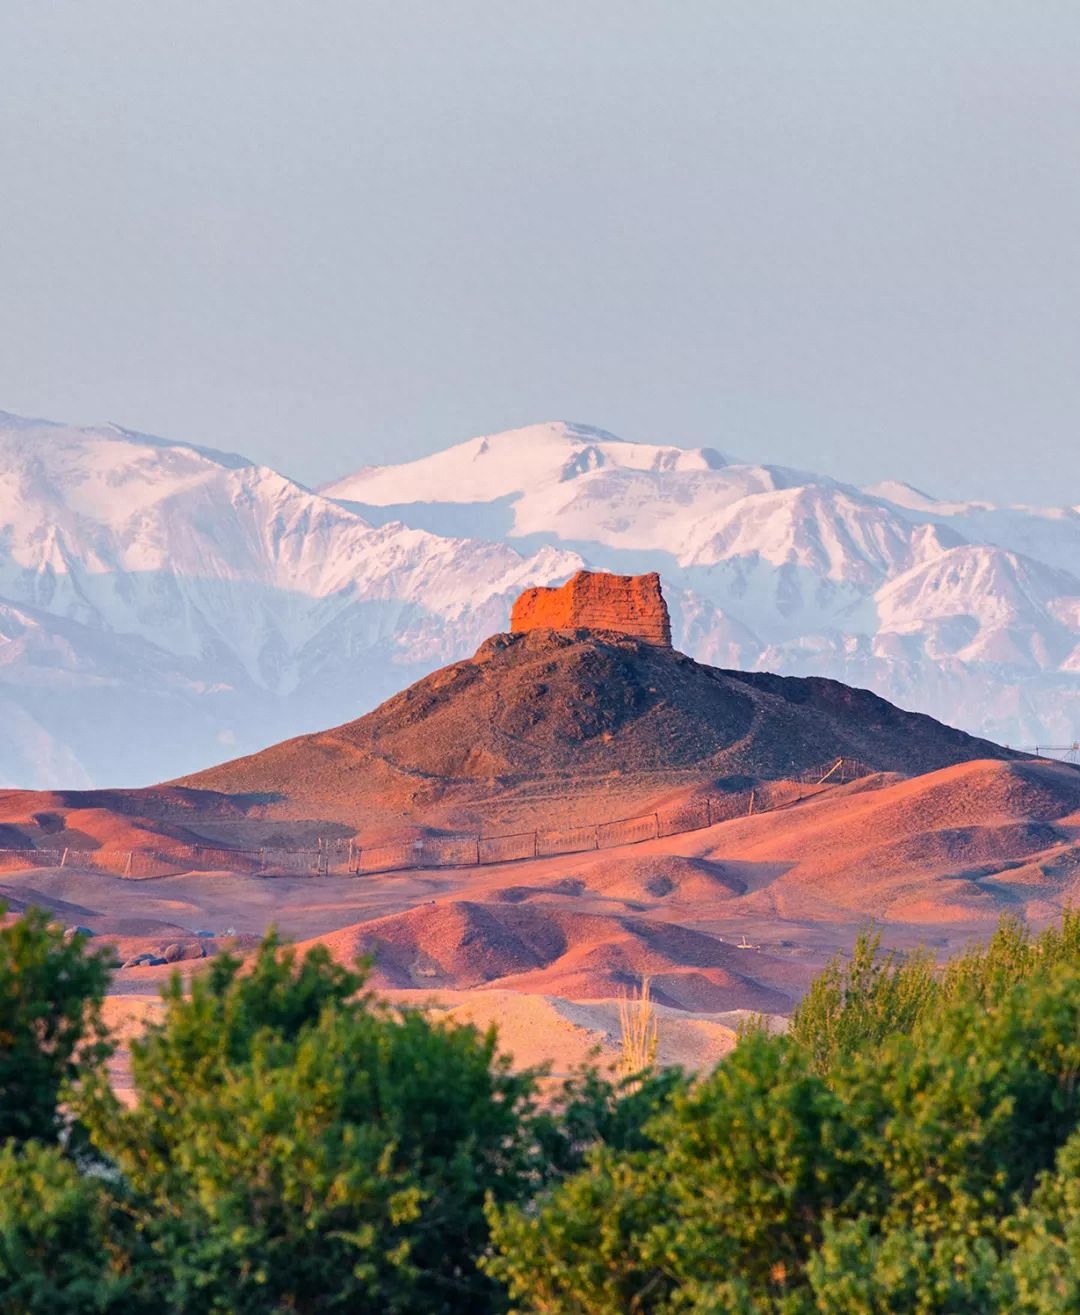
[3,755,1078,1083]
[274,756,1080,1017]
[304,900,796,1013]
[7,754,1075,1087]
[177,622,1018,836]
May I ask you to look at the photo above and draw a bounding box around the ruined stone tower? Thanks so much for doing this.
[510,570,672,646]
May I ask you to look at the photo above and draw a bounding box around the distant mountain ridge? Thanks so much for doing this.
[0,411,579,787]
[324,421,1080,753]
[1,410,1077,787]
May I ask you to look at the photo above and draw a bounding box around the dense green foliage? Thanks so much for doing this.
[76,936,557,1313]
[0,1141,132,1314]
[0,906,112,1144]
[10,908,1080,1311]
[787,927,937,1076]
[488,912,1080,1314]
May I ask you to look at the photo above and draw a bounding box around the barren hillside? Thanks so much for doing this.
[179,626,1018,834]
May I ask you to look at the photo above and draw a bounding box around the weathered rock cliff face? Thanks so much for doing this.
[510,570,672,646]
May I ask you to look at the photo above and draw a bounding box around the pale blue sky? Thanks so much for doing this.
[2,2,1079,503]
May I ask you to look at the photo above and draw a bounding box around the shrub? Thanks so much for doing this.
[0,1140,135,1314]
[0,905,112,1144]
[487,1033,867,1313]
[489,915,1080,1314]
[788,927,937,1077]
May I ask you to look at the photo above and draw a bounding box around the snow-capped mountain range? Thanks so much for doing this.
[0,411,577,787]
[2,411,1077,787]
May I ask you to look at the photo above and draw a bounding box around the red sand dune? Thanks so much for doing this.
[3,755,1079,1078]
[693,758,1080,923]
[276,757,1080,1017]
[299,899,795,1013]
[0,787,257,855]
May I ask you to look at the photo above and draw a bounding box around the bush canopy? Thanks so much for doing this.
[6,907,1080,1312]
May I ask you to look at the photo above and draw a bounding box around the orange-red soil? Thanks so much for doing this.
[3,757,1078,1079]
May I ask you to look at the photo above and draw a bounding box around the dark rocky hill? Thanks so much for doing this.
[178,626,1019,833]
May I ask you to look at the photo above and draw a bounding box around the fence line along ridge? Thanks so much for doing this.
[0,758,874,880]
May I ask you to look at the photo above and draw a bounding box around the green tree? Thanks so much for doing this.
[487,1033,868,1313]
[81,935,546,1314]
[788,927,938,1077]
[533,1063,688,1180]
[939,909,1080,1012]
[1001,1121,1080,1312]
[840,963,1080,1237]
[0,905,112,1144]
[0,1140,135,1314]
[489,919,1080,1315]
[801,1219,1005,1315]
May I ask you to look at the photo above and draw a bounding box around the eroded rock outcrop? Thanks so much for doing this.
[510,570,672,646]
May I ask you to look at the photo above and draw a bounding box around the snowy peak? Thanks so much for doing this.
[876,544,1080,669]
[322,420,733,507]
[325,423,1079,599]
[325,421,855,568]
[864,478,992,517]
[677,483,929,583]
[0,411,254,483]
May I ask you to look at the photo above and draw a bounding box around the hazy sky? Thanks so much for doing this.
[2,2,1079,503]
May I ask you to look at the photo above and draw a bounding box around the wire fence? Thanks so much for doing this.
[0,842,348,880]
[1015,744,1080,765]
[0,757,873,881]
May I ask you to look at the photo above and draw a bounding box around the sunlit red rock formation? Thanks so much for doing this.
[510,569,672,646]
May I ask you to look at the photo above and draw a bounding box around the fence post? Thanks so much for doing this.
[533,831,539,859]
[706,797,712,827]
[60,847,68,868]
[594,825,600,850]
[748,790,755,817]
[654,811,662,840]
[475,836,481,866]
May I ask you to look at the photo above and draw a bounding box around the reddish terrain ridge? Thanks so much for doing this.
[177,635,1017,838]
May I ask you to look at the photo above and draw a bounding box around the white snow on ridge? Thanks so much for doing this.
[322,421,736,506]
[0,413,581,786]
[1,409,1078,787]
